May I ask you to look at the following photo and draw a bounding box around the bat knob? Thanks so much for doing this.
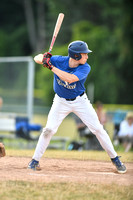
[34,54,43,64]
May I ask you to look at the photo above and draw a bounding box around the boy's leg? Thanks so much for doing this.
[73,94,126,173]
[73,94,117,158]
[32,95,71,161]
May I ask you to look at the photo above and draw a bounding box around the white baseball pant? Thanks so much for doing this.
[33,93,117,161]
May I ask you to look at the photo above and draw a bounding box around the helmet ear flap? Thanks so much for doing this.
[74,53,82,60]
[68,49,82,60]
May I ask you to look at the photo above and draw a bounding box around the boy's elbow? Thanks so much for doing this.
[68,75,79,84]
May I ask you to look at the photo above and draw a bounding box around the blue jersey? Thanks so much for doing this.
[50,56,91,99]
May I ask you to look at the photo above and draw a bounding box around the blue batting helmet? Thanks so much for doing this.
[68,40,92,60]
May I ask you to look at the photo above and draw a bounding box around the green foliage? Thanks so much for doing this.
[0,26,30,56]
[0,0,133,105]
[0,30,9,56]
[71,18,133,104]
[71,21,118,103]
[8,25,30,56]
[35,65,54,105]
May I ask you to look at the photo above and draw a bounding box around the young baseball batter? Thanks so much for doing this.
[28,41,126,173]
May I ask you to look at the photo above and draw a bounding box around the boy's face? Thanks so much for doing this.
[79,53,88,64]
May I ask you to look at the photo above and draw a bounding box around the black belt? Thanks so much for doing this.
[65,92,85,101]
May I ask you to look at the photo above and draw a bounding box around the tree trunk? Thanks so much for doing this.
[23,0,46,53]
[23,0,37,52]
[36,1,46,52]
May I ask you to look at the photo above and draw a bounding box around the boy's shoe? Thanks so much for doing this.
[27,159,41,171]
[111,156,127,174]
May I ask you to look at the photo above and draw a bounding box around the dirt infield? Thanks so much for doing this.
[0,156,133,185]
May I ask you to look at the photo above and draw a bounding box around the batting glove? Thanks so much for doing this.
[43,52,52,59]
[42,52,53,70]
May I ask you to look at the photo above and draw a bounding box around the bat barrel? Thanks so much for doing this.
[48,13,64,52]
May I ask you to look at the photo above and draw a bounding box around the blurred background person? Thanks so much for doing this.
[95,101,107,126]
[72,114,103,151]
[117,112,133,152]
[0,97,3,110]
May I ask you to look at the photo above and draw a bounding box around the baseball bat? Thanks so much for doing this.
[48,13,64,53]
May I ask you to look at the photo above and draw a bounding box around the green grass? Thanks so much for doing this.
[0,181,132,200]
[6,149,133,162]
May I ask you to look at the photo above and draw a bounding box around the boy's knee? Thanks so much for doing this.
[91,125,105,136]
[42,128,54,137]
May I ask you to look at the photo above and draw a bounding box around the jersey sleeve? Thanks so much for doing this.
[74,64,91,81]
[50,56,59,66]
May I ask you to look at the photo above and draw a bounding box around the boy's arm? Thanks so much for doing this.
[34,53,79,84]
[52,67,79,84]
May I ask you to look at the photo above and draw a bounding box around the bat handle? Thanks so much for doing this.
[49,35,56,54]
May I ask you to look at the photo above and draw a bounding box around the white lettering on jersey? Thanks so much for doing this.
[57,78,76,89]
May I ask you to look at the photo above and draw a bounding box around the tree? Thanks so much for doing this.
[23,0,46,53]
[0,0,133,104]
